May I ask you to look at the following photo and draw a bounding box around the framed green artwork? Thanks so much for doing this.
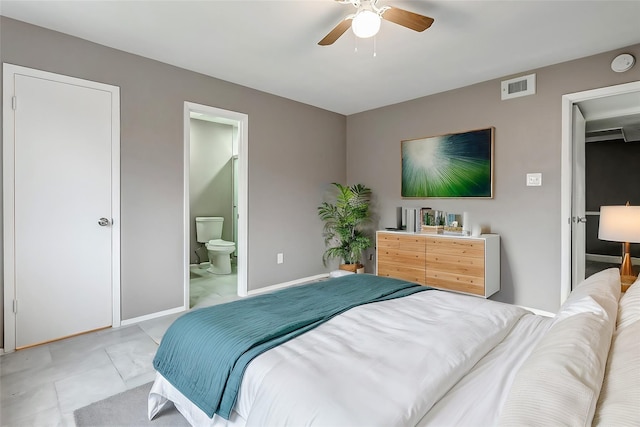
[401,127,494,198]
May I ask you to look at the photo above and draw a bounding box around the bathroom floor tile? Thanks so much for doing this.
[193,294,242,309]
[189,263,238,307]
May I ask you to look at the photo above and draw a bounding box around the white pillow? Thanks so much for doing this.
[498,312,615,426]
[553,268,620,326]
[593,320,640,425]
[499,270,621,426]
[616,275,640,331]
[553,295,607,323]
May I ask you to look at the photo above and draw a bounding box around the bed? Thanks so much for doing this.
[148,269,639,426]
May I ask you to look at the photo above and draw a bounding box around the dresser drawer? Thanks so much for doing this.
[377,233,426,252]
[378,263,426,285]
[425,269,485,296]
[378,248,425,266]
[426,253,484,277]
[425,237,484,258]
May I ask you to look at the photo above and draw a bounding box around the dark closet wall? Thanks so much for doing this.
[585,139,640,257]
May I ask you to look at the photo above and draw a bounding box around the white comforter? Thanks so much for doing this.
[150,290,528,427]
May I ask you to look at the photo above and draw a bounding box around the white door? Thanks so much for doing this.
[571,105,587,290]
[3,65,120,350]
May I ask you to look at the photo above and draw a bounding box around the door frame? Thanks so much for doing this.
[570,105,586,291]
[2,63,121,352]
[560,80,640,305]
[183,102,249,305]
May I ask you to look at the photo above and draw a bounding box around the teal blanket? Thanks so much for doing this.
[153,274,430,419]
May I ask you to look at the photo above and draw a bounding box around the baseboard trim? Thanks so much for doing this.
[120,305,186,327]
[121,274,330,325]
[586,253,640,265]
[247,274,330,296]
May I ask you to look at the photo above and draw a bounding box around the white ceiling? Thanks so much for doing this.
[1,0,639,115]
[581,91,640,141]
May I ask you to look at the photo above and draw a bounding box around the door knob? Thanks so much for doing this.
[98,217,111,226]
[573,216,587,223]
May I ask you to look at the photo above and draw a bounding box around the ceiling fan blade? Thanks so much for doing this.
[381,7,434,32]
[318,18,352,46]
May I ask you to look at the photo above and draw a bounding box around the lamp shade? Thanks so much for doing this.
[598,205,640,243]
[352,10,381,38]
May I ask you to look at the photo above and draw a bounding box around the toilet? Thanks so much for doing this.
[195,217,236,275]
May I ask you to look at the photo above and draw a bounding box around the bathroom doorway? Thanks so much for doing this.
[183,102,248,309]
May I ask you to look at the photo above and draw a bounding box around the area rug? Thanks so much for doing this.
[74,382,190,426]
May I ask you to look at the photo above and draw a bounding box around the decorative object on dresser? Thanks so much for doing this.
[598,202,640,291]
[401,127,494,198]
[404,207,421,233]
[318,183,372,273]
[443,212,464,235]
[376,230,500,297]
[420,208,444,234]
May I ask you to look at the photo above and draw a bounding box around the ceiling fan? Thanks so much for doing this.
[318,0,434,46]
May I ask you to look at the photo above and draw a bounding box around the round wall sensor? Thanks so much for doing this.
[611,53,635,72]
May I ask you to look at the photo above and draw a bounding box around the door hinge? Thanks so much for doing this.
[11,96,17,111]
[13,299,17,313]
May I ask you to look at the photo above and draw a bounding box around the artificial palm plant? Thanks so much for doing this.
[318,183,372,270]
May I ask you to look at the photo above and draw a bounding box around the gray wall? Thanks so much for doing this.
[0,17,346,347]
[347,43,640,313]
[189,119,234,264]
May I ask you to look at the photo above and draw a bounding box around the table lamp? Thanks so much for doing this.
[598,203,640,285]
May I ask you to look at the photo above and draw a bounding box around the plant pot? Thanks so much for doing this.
[339,263,365,274]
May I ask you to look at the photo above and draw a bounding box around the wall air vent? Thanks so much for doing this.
[501,73,536,100]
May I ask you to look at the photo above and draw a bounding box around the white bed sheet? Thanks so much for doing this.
[149,290,542,427]
[417,312,553,426]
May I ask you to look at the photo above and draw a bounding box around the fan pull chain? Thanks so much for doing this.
[352,36,378,57]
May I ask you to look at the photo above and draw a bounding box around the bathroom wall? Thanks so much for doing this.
[189,118,234,264]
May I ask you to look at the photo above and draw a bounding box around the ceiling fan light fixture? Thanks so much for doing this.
[352,10,381,38]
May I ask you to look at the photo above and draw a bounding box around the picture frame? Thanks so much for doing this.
[401,127,494,198]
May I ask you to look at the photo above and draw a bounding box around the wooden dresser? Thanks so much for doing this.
[376,231,500,298]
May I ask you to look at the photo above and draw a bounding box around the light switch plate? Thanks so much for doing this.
[526,173,542,186]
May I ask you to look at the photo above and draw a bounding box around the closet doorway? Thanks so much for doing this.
[183,102,248,308]
[561,81,640,304]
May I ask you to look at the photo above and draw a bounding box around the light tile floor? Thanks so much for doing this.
[0,263,240,427]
